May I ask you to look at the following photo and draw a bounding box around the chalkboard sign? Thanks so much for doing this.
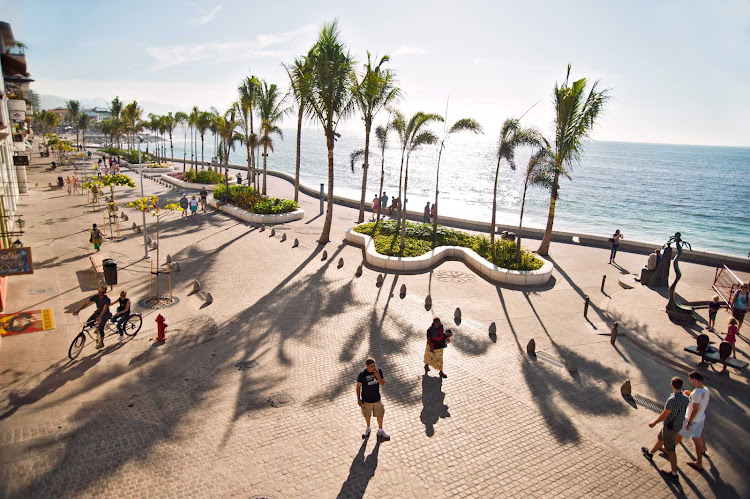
[0,247,34,276]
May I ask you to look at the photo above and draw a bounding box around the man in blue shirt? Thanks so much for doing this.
[379,192,388,217]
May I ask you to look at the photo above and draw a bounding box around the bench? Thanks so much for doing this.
[89,253,112,285]
[684,345,748,370]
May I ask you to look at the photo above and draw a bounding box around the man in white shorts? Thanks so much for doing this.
[677,371,709,471]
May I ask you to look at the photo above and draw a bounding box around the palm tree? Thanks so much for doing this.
[78,114,91,149]
[351,52,400,223]
[306,20,356,244]
[238,76,261,186]
[196,111,213,169]
[373,122,391,223]
[432,118,483,236]
[121,101,143,151]
[215,107,242,195]
[516,145,556,263]
[490,118,542,250]
[175,112,189,171]
[147,114,162,161]
[188,106,200,170]
[284,55,313,203]
[538,65,610,255]
[257,80,291,195]
[392,111,443,249]
[109,97,123,147]
[65,100,80,146]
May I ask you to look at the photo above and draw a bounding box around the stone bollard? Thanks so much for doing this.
[620,379,632,397]
[567,358,579,372]
[337,258,344,269]
[132,222,138,230]
[601,275,607,293]
[376,274,384,288]
[527,339,536,354]
[489,322,497,336]
[166,254,172,264]
[270,228,276,237]
[171,261,181,271]
[583,295,590,318]
[135,226,142,233]
[293,238,299,248]
[281,233,287,242]
[400,284,406,299]
[321,250,328,261]
[610,322,619,345]
[205,292,213,305]
[355,264,363,278]
[454,307,462,325]
[123,214,129,222]
[260,225,265,232]
[425,294,432,311]
[146,235,153,246]
[192,281,201,293]
[120,212,126,220]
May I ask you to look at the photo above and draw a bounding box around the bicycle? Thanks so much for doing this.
[68,312,142,360]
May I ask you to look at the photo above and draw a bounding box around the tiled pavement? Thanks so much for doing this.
[0,152,747,498]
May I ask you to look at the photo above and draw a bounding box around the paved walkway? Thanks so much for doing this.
[0,151,748,498]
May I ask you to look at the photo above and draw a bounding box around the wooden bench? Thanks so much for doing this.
[89,253,112,285]
[684,345,748,370]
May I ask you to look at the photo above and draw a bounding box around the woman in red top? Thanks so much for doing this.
[424,318,450,379]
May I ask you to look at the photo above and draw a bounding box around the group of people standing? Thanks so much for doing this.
[371,191,401,219]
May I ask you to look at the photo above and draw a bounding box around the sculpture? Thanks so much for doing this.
[665,232,693,322]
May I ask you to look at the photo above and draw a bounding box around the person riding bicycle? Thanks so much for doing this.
[110,290,131,338]
[72,286,111,349]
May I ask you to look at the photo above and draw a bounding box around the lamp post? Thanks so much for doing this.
[138,136,149,259]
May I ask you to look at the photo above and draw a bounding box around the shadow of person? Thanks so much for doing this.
[336,440,381,499]
[420,375,450,437]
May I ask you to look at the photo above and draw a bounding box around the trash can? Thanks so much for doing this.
[102,258,118,286]
[57,176,64,187]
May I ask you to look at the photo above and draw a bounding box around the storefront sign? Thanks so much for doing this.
[0,247,33,276]
[10,110,26,123]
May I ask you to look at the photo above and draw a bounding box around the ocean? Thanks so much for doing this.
[156,129,749,258]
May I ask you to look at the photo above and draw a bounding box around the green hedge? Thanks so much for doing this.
[213,184,298,214]
[185,169,225,184]
[353,220,543,271]
[101,147,154,164]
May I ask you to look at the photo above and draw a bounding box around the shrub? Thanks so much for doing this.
[184,169,225,184]
[213,184,298,214]
[354,220,543,271]
[145,163,171,168]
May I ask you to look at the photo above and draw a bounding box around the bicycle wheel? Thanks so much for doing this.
[123,314,142,336]
[69,333,86,360]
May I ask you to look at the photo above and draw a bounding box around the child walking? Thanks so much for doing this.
[707,295,721,332]
[725,318,738,359]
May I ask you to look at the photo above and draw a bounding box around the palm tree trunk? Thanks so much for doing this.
[245,142,252,185]
[490,155,501,250]
[201,137,204,170]
[432,143,445,240]
[399,156,411,250]
[294,107,303,202]
[318,134,335,244]
[357,122,372,223]
[262,140,268,195]
[537,172,560,256]
[377,155,385,224]
[395,151,406,230]
[169,132,173,160]
[516,180,530,263]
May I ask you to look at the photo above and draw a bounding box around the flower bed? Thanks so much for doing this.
[212,185,298,214]
[347,221,552,285]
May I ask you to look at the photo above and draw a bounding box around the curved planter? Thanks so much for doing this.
[141,166,173,173]
[345,227,553,286]
[207,197,304,224]
[160,174,234,191]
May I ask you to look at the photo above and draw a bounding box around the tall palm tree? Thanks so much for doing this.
[78,114,91,149]
[284,55,313,202]
[432,118,483,236]
[109,96,123,148]
[516,145,556,263]
[538,65,610,255]
[215,106,242,194]
[65,99,80,146]
[351,52,400,223]
[306,20,356,244]
[121,101,143,151]
[373,122,391,223]
[188,106,200,170]
[392,111,443,249]
[490,118,542,250]
[238,75,261,185]
[196,111,213,169]
[147,114,162,162]
[257,80,291,195]
[175,111,189,171]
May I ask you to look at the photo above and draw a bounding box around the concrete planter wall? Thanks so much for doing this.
[345,227,553,286]
[140,166,173,173]
[160,174,234,191]
[207,197,304,224]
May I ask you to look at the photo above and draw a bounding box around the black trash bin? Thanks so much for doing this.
[57,176,64,187]
[102,258,118,286]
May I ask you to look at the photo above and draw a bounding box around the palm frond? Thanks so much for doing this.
[448,118,483,135]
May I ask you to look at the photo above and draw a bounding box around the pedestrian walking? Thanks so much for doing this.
[609,229,623,263]
[723,317,738,362]
[372,195,379,220]
[430,202,436,223]
[424,318,452,379]
[200,187,208,212]
[676,371,710,471]
[707,295,721,332]
[379,192,388,216]
[179,193,189,218]
[89,223,103,252]
[189,195,199,219]
[641,376,690,483]
[729,282,749,331]
[356,358,389,440]
[423,202,430,223]
[65,176,72,195]
[71,176,79,195]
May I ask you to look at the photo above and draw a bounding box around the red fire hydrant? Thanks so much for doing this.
[155,314,167,342]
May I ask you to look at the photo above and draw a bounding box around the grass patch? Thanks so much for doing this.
[353,220,543,271]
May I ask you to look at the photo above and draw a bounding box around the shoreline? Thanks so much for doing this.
[149,156,750,272]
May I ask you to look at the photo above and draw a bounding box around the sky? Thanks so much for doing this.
[2,0,749,146]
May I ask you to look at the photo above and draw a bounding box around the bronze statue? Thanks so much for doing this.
[666,232,693,321]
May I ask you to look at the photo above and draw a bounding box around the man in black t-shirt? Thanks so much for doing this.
[73,286,112,349]
[356,358,389,440]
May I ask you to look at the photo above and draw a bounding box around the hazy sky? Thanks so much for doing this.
[3,0,749,146]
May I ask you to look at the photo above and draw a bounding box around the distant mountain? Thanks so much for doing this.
[39,94,190,116]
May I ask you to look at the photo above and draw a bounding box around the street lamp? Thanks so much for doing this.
[138,135,149,259]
